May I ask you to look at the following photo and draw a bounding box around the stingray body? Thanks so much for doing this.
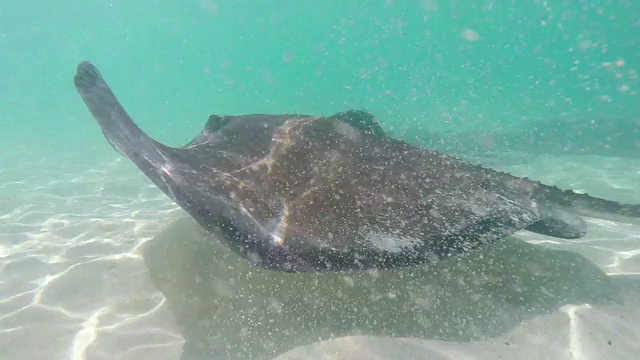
[74,62,640,273]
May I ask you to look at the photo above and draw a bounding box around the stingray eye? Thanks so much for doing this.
[479,179,492,190]
[206,115,232,132]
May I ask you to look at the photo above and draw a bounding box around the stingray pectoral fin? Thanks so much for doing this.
[74,61,179,201]
[525,207,587,239]
[74,61,163,160]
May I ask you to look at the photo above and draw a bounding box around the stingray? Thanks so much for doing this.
[73,61,640,273]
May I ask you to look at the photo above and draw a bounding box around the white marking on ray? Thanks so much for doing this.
[268,204,289,246]
[365,231,423,253]
[160,163,175,178]
[236,201,275,245]
[155,161,180,200]
[198,163,246,186]
[231,157,272,174]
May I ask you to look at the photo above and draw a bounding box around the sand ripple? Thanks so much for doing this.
[0,156,184,360]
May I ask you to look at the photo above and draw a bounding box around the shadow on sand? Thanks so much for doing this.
[140,217,621,360]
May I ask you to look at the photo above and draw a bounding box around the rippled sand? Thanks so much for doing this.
[1,151,639,359]
[0,154,185,360]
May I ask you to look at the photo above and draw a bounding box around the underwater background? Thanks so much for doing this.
[1,1,639,359]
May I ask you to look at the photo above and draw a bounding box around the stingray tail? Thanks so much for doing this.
[530,179,640,223]
[473,161,640,225]
[471,163,640,237]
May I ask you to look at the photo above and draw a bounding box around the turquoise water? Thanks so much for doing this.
[1,1,639,359]
[3,1,638,153]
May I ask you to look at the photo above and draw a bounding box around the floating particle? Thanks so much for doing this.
[282,52,293,62]
[200,0,219,16]
[577,40,592,51]
[421,0,439,11]
[460,29,481,42]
